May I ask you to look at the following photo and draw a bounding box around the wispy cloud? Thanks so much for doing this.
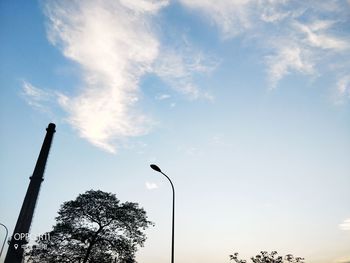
[339,218,350,231]
[179,0,350,91]
[265,45,314,88]
[21,81,53,112]
[295,20,349,51]
[178,0,253,38]
[153,45,218,99]
[155,94,171,100]
[44,0,169,153]
[28,0,349,153]
[145,181,158,190]
[38,0,217,153]
[337,75,350,98]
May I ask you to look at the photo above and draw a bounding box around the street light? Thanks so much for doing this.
[150,164,175,263]
[0,223,8,258]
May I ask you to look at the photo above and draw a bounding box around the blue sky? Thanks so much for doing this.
[1,0,350,262]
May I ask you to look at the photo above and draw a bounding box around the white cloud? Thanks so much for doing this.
[119,0,168,13]
[155,94,171,100]
[153,46,218,99]
[337,75,350,97]
[179,0,253,38]
[44,0,169,153]
[210,134,224,146]
[266,45,314,88]
[295,21,349,51]
[21,81,52,111]
[333,74,350,104]
[40,0,219,153]
[339,218,350,231]
[145,181,158,190]
[178,0,350,90]
[30,0,349,153]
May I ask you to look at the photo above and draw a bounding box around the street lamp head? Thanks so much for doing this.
[150,164,162,173]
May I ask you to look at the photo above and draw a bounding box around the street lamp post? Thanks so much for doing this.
[150,164,175,263]
[0,223,8,258]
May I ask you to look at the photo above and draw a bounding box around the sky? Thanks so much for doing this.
[0,0,350,262]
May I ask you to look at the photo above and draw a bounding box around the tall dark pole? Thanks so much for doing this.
[5,123,56,263]
[0,223,8,258]
[150,164,175,263]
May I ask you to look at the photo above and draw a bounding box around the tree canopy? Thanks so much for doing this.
[27,190,153,263]
[230,251,305,263]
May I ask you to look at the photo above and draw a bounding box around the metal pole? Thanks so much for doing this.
[160,171,175,263]
[0,223,8,258]
[150,164,175,263]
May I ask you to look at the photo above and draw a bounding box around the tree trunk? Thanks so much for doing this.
[82,227,103,263]
[82,240,95,263]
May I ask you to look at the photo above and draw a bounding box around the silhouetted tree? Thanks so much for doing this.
[230,251,305,263]
[26,190,153,263]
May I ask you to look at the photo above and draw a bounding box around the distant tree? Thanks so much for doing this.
[26,190,153,263]
[230,251,305,263]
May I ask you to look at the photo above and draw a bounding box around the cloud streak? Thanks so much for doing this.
[154,46,217,99]
[337,75,350,99]
[21,81,53,112]
[339,218,350,231]
[145,181,158,190]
